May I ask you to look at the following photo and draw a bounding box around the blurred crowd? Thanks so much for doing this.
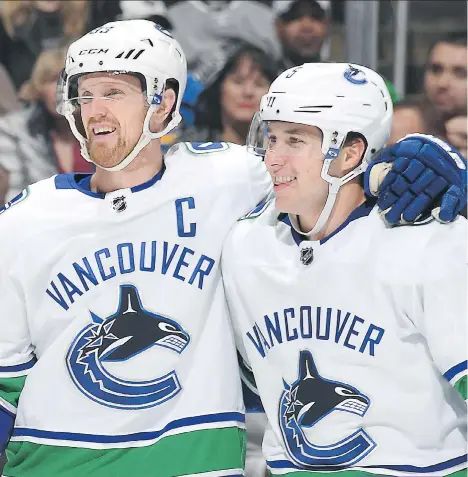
[0,0,466,206]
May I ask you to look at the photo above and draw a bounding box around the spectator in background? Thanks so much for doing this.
[181,41,279,145]
[0,0,89,91]
[421,32,467,154]
[0,46,94,203]
[118,0,171,30]
[167,1,280,71]
[271,0,400,104]
[389,97,426,145]
[0,64,20,116]
[273,0,330,70]
[423,33,467,124]
[390,32,467,156]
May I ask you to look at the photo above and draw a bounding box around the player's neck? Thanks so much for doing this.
[90,141,164,194]
[297,182,366,241]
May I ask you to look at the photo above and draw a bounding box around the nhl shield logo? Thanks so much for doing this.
[112,195,127,213]
[300,247,314,265]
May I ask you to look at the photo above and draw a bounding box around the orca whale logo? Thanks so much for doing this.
[66,284,190,409]
[279,350,376,468]
[344,65,368,85]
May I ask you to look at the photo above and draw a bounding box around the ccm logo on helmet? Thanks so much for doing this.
[79,49,109,55]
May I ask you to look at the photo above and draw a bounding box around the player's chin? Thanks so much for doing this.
[274,194,298,214]
[90,147,124,169]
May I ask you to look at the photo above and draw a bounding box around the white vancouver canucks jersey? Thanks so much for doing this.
[222,198,467,477]
[0,142,271,477]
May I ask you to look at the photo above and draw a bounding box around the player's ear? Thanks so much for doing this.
[341,137,366,174]
[149,88,176,133]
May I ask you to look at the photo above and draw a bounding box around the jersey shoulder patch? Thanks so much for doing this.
[0,188,29,216]
[238,196,273,221]
[184,141,230,155]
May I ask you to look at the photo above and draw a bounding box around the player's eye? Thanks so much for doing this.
[288,136,304,147]
[267,135,277,150]
[77,95,93,105]
[106,89,125,98]
[335,386,355,396]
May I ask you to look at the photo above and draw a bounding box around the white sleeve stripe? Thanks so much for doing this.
[449,369,468,386]
[0,396,16,416]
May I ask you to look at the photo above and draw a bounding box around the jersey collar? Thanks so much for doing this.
[54,164,166,199]
[278,198,377,246]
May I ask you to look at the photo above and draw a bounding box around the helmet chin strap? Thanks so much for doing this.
[67,104,182,173]
[288,160,342,238]
[288,137,367,239]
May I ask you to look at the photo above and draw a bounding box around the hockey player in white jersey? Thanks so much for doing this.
[222,63,467,476]
[0,20,272,477]
[0,20,466,477]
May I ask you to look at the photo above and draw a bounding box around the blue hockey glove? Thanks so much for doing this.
[364,134,467,225]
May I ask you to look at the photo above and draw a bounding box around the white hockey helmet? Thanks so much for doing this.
[248,62,393,234]
[56,20,187,172]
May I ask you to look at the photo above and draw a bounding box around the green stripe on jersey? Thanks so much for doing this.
[4,426,245,477]
[454,375,467,400]
[0,376,27,408]
[269,468,467,477]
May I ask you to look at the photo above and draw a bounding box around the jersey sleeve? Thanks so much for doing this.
[244,148,273,211]
[416,220,467,399]
[0,226,36,453]
[221,221,248,357]
[221,220,262,404]
[222,225,268,476]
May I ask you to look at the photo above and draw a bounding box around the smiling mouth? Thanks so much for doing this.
[273,176,296,186]
[91,126,117,138]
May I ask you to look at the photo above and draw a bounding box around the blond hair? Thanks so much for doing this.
[1,1,89,39]
[19,46,68,102]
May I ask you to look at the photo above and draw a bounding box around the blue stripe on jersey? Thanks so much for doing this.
[0,405,15,454]
[268,460,347,471]
[131,164,165,192]
[267,453,467,472]
[55,173,104,199]
[319,198,376,244]
[444,360,468,382]
[54,166,166,199]
[54,173,76,190]
[278,198,376,246]
[0,358,36,373]
[12,412,245,444]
